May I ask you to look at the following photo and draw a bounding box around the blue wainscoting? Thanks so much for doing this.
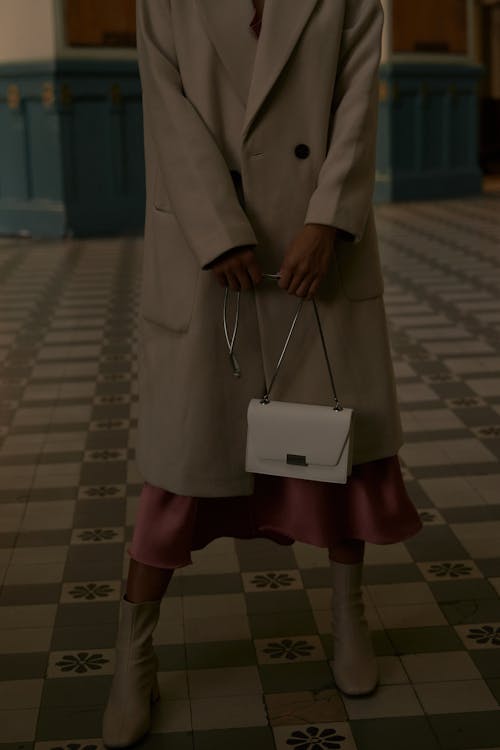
[0,58,485,235]
[0,60,145,238]
[376,62,484,203]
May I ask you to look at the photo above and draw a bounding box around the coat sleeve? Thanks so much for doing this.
[136,0,258,269]
[303,0,384,243]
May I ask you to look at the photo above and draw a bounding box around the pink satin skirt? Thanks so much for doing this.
[127,455,423,569]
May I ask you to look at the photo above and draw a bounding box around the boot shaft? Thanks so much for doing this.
[115,594,162,653]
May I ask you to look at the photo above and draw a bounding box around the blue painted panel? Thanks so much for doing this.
[0,59,145,237]
[376,62,483,202]
[392,90,418,173]
[1,59,484,229]
[0,200,65,237]
[109,105,126,197]
[450,91,474,168]
[0,67,65,234]
[376,100,391,175]
[26,101,63,201]
[0,104,29,200]
[422,90,446,171]
[74,100,114,200]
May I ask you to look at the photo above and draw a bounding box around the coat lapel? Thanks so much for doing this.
[195,0,257,111]
[195,0,320,143]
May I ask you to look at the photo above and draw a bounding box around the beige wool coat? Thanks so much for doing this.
[135,0,404,497]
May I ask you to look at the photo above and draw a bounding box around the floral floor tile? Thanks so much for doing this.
[60,580,122,603]
[77,483,126,500]
[417,559,484,581]
[455,622,500,650]
[273,721,357,750]
[69,527,124,545]
[46,648,115,678]
[241,570,303,593]
[255,635,325,665]
[2,201,500,748]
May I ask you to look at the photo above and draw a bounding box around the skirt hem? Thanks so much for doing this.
[127,455,423,570]
[126,516,422,570]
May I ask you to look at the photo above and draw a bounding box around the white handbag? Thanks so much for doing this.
[223,275,354,484]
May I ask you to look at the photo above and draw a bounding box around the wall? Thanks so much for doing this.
[64,0,136,48]
[0,0,57,62]
[53,0,137,60]
[0,0,484,235]
[376,0,483,201]
[393,0,467,53]
[0,0,144,237]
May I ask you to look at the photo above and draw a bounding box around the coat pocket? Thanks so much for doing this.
[334,211,384,300]
[140,208,200,333]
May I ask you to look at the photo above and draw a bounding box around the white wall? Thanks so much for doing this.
[0,0,137,64]
[0,0,57,62]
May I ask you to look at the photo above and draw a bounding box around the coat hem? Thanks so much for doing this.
[135,437,405,498]
[135,461,256,497]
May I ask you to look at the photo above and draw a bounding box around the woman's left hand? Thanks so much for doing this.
[278,223,337,299]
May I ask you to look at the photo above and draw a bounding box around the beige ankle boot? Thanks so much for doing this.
[329,559,378,696]
[102,593,162,748]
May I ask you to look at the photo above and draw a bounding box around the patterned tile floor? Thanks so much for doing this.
[1,195,500,749]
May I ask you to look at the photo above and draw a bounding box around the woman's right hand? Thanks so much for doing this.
[209,246,263,291]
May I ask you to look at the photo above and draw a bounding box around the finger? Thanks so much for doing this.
[295,274,315,298]
[247,259,263,286]
[225,270,240,292]
[236,266,253,291]
[214,270,228,287]
[306,277,321,300]
[287,268,308,296]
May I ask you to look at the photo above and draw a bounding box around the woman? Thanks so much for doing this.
[102,0,422,746]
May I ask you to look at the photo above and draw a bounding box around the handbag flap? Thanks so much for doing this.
[247,399,353,468]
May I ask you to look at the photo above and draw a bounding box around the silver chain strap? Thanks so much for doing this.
[223,273,342,410]
[223,286,241,377]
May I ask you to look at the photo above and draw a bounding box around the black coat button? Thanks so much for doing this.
[294,143,310,159]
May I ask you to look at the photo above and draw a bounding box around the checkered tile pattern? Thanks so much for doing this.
[1,197,500,749]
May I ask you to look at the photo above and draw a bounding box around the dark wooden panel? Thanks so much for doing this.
[65,0,136,47]
[393,0,467,54]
